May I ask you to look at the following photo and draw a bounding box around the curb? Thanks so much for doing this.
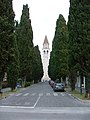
[72,94,90,103]
[66,91,90,103]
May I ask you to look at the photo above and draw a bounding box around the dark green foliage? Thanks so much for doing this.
[0,0,19,90]
[68,0,90,91]
[48,51,56,80]
[7,33,20,91]
[0,0,14,76]
[32,45,43,83]
[16,4,34,82]
[48,14,69,81]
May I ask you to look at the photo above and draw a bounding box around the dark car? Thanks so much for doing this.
[16,83,21,88]
[49,80,55,88]
[53,83,65,92]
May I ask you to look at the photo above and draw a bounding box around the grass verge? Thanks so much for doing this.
[66,87,90,100]
[0,87,23,100]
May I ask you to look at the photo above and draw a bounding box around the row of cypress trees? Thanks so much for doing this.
[0,1,43,91]
[48,0,90,92]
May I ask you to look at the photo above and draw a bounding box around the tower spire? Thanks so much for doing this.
[43,35,49,49]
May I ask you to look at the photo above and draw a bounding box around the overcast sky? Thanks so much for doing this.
[13,0,70,52]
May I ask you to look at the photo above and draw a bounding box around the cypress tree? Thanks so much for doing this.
[68,0,90,91]
[0,0,16,90]
[48,14,68,81]
[32,45,43,83]
[16,4,34,83]
[7,20,20,90]
[67,0,77,91]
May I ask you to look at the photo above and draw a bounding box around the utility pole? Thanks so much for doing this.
[83,76,86,96]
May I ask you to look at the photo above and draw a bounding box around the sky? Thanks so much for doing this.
[13,0,70,52]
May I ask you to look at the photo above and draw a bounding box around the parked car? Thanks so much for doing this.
[53,83,65,92]
[49,80,55,88]
[16,83,21,88]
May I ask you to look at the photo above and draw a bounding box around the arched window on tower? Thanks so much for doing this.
[44,50,45,53]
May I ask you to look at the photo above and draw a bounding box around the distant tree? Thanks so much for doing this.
[48,51,56,80]
[32,45,43,83]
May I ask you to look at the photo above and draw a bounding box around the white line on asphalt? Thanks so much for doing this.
[33,96,41,108]
[60,93,65,96]
[23,93,29,96]
[15,93,22,96]
[53,93,58,96]
[1,106,90,114]
[0,106,34,109]
[39,93,43,96]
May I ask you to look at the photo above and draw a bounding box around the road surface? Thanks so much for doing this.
[0,82,90,120]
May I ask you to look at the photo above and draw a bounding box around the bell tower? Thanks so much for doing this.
[41,36,50,82]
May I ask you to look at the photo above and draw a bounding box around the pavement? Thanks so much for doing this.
[1,88,11,93]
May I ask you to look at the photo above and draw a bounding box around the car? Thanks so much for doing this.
[16,83,21,88]
[49,80,55,88]
[53,83,65,92]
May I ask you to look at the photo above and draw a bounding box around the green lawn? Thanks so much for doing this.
[0,93,9,100]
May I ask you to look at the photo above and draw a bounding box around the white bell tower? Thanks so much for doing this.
[41,36,50,82]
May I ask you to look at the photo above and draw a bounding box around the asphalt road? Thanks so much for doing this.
[0,82,90,120]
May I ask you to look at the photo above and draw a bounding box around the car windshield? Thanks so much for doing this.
[56,83,64,86]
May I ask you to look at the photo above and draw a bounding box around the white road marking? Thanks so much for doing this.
[60,93,65,96]
[53,93,58,96]
[33,96,41,108]
[23,93,29,96]
[46,93,51,96]
[39,93,43,96]
[14,92,66,97]
[0,106,34,109]
[15,93,22,96]
[0,106,90,113]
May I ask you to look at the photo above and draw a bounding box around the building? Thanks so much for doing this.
[41,36,50,82]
